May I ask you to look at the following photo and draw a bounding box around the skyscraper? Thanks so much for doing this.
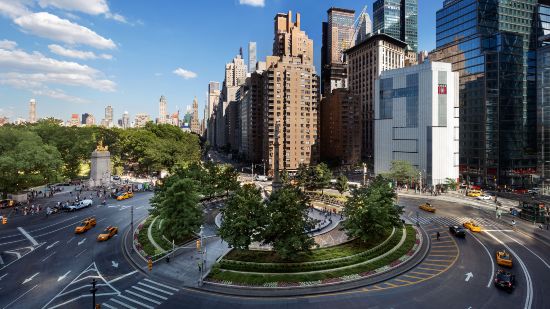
[191,97,200,134]
[355,10,373,45]
[159,95,167,124]
[263,11,320,172]
[122,111,130,129]
[134,113,151,127]
[373,0,418,52]
[225,55,247,87]
[208,81,220,118]
[248,42,257,73]
[537,2,550,187]
[29,99,36,123]
[105,105,113,127]
[81,113,95,125]
[321,8,355,96]
[431,0,538,186]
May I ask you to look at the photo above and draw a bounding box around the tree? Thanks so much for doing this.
[387,160,419,184]
[335,174,349,195]
[218,184,264,250]
[261,186,316,260]
[342,175,403,241]
[444,178,459,191]
[218,164,239,195]
[150,178,202,242]
[314,163,332,193]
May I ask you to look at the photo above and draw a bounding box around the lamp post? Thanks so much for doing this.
[362,162,367,187]
[130,204,134,252]
[90,278,98,309]
[198,225,204,286]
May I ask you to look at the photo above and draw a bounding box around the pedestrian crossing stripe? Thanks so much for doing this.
[412,216,504,227]
[102,279,178,309]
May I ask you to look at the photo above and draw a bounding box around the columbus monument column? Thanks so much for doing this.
[89,140,111,188]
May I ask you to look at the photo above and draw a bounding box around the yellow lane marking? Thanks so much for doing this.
[430,245,457,249]
[428,254,457,257]
[417,266,446,271]
[383,282,398,287]
[430,236,451,239]
[394,278,414,284]
[403,274,426,280]
[433,240,453,244]
[421,262,450,267]
[410,271,438,276]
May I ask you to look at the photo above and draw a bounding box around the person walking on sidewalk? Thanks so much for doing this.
[511,219,516,230]
[436,231,440,241]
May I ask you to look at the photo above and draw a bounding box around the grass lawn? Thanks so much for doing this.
[208,225,416,285]
[137,217,160,257]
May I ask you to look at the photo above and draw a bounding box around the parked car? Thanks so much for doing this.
[449,225,466,238]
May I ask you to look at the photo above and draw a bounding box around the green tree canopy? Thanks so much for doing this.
[261,186,316,260]
[335,173,349,195]
[342,175,403,241]
[218,184,264,250]
[387,160,420,184]
[314,163,333,193]
[218,164,239,195]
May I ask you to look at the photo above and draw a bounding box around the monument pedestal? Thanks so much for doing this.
[89,142,111,188]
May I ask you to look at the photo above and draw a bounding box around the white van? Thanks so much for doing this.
[66,199,93,211]
[255,175,268,182]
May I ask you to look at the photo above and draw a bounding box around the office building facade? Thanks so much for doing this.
[373,0,418,52]
[29,99,36,123]
[248,42,257,74]
[374,61,459,186]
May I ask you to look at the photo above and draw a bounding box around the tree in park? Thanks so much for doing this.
[218,164,239,195]
[314,163,333,193]
[342,175,403,241]
[150,178,202,241]
[387,160,419,184]
[335,173,349,195]
[261,186,316,259]
[218,184,264,250]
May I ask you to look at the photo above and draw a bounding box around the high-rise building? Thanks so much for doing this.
[191,97,200,134]
[29,99,36,123]
[355,10,373,45]
[374,61,459,186]
[321,8,355,96]
[104,105,113,127]
[122,111,130,129]
[82,113,95,126]
[346,33,407,165]
[263,11,320,172]
[320,89,362,166]
[373,0,418,52]
[134,113,151,127]
[536,2,550,188]
[240,71,265,162]
[225,55,247,87]
[248,42,257,74]
[207,81,221,145]
[431,0,538,186]
[69,114,80,127]
[82,113,90,125]
[159,95,167,124]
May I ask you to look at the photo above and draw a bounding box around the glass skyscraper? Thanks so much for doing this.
[536,3,550,187]
[373,0,418,52]
[431,0,539,186]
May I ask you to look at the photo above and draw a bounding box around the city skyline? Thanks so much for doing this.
[0,0,441,121]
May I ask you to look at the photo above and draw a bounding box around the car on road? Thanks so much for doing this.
[0,199,16,209]
[496,250,513,268]
[116,191,134,201]
[494,270,516,293]
[75,217,96,234]
[449,225,466,237]
[477,194,492,200]
[97,226,118,241]
[65,199,93,211]
[112,175,121,181]
[463,220,482,232]
[467,190,482,197]
[254,175,268,182]
[419,203,436,213]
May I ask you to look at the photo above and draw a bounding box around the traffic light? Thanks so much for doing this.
[196,239,201,252]
[96,304,101,309]
[148,258,153,271]
[2,217,6,225]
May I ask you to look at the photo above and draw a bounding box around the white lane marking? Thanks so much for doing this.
[0,273,7,281]
[47,294,116,309]
[117,295,154,309]
[41,251,56,262]
[502,233,550,270]
[486,232,533,309]
[0,243,44,271]
[131,286,168,300]
[17,227,38,246]
[125,290,162,305]
[29,216,77,233]
[464,272,473,282]
[109,298,137,309]
[0,253,3,265]
[482,230,513,232]
[469,231,495,288]
[22,272,39,284]
[137,282,174,295]
[66,237,75,244]
[4,251,21,259]
[46,241,59,250]
[143,278,179,291]
[75,249,87,258]
[107,270,137,284]
[57,270,71,282]
[78,238,86,246]
[135,206,143,210]
[1,284,38,309]
[102,303,118,309]
[112,261,118,268]
[0,239,27,246]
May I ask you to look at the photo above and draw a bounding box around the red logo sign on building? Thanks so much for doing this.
[438,84,447,95]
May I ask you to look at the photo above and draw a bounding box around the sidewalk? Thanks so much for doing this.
[398,190,550,245]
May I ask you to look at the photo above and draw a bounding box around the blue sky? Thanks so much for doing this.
[0,0,441,123]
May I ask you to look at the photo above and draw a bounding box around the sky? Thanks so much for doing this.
[0,0,442,123]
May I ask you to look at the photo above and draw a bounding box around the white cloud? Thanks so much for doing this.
[0,47,116,92]
[0,39,17,50]
[48,44,112,60]
[105,12,127,23]
[173,68,197,80]
[0,0,31,19]
[239,0,265,7]
[14,12,116,49]
[38,0,109,15]
[32,87,89,103]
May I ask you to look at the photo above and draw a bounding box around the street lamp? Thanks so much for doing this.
[90,278,98,309]
[362,162,367,187]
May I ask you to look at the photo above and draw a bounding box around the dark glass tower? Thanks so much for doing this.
[373,0,418,52]
[431,0,538,187]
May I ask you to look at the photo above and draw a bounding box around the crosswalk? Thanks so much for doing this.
[102,278,178,309]
[414,216,504,228]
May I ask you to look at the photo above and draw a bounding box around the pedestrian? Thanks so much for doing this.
[512,219,516,230]
[436,231,440,241]
[46,206,51,217]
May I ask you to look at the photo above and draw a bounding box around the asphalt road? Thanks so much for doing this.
[2,191,550,309]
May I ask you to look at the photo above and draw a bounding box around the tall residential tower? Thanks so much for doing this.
[248,42,257,73]
[29,99,36,123]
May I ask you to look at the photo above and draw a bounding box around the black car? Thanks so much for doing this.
[449,225,466,237]
[494,270,516,293]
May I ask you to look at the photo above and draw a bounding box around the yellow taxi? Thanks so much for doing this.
[419,202,436,213]
[97,226,118,241]
[496,250,513,268]
[463,220,482,232]
[467,190,482,197]
[75,217,96,234]
[116,191,134,201]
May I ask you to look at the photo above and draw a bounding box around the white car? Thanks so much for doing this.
[254,175,268,182]
[66,199,93,211]
[477,194,492,200]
